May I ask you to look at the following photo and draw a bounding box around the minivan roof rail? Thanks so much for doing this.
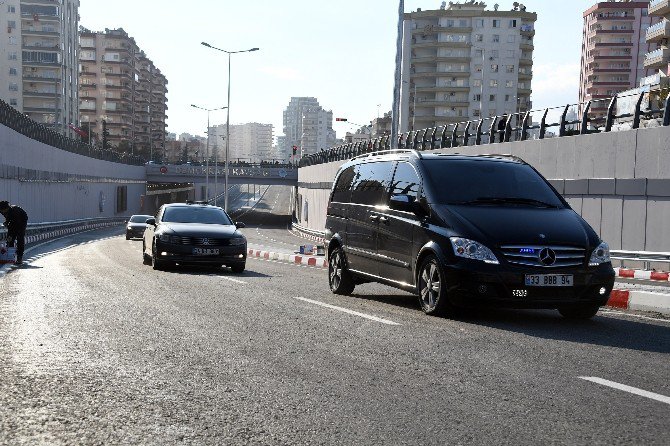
[351,149,422,161]
[432,152,525,163]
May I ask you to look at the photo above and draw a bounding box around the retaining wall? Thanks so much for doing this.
[0,124,146,222]
[297,126,670,252]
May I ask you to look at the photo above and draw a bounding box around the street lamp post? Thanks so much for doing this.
[201,42,259,212]
[191,104,227,202]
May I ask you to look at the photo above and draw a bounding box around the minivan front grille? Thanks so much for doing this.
[499,245,586,268]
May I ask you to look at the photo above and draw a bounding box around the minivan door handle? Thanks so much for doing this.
[369,215,379,222]
[378,216,389,224]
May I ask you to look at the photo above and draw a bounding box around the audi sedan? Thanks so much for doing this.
[142,201,247,272]
[125,214,153,240]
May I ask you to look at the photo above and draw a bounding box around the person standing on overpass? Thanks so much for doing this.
[0,201,28,265]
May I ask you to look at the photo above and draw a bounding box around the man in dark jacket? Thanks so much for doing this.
[0,201,28,265]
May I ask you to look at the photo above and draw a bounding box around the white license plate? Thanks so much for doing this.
[193,248,220,255]
[525,274,573,287]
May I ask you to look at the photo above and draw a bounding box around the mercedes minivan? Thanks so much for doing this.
[325,151,615,319]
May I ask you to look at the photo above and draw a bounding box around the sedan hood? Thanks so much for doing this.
[161,223,240,237]
[434,204,595,247]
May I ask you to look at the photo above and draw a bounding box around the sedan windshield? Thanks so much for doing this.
[129,215,152,223]
[424,159,565,208]
[162,207,233,225]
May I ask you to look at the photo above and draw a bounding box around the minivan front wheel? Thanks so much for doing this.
[417,256,454,316]
[329,247,355,295]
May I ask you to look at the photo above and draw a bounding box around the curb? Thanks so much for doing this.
[247,247,328,268]
[607,288,670,315]
[614,267,670,283]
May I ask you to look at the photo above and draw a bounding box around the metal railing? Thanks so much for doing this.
[0,99,144,166]
[0,217,128,244]
[299,90,670,167]
[611,250,670,271]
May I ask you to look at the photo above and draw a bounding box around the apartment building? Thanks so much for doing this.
[280,97,336,158]
[79,28,168,160]
[209,122,274,162]
[644,0,670,81]
[0,0,80,133]
[579,1,661,112]
[399,1,536,132]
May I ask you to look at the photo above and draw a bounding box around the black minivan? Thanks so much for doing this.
[325,151,615,319]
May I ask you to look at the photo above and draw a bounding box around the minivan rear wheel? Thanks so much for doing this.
[417,256,454,316]
[329,247,355,295]
[558,304,600,320]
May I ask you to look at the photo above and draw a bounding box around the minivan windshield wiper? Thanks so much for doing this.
[456,197,560,208]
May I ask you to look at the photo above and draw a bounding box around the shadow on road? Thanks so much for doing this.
[162,264,272,278]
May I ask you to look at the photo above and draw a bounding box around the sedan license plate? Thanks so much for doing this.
[525,274,573,287]
[193,248,220,256]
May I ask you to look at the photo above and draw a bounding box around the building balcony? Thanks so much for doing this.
[22,60,60,67]
[520,42,534,51]
[415,85,470,93]
[413,41,469,49]
[589,29,634,38]
[23,105,57,113]
[519,57,534,66]
[22,74,60,82]
[22,43,59,51]
[644,47,670,68]
[518,72,532,80]
[21,28,60,36]
[23,90,57,98]
[586,68,631,75]
[649,0,670,17]
[413,70,470,78]
[646,20,670,43]
[593,42,633,48]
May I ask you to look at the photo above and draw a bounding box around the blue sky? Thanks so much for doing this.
[79,0,596,139]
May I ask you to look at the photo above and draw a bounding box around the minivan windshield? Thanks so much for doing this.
[162,207,233,225]
[424,159,565,208]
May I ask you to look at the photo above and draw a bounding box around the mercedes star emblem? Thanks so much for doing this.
[201,238,211,246]
[539,248,556,266]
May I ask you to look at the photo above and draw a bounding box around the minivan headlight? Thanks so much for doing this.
[450,237,499,264]
[589,242,611,266]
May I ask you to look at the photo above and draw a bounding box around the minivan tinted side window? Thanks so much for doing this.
[390,162,421,201]
[351,161,393,206]
[332,166,355,203]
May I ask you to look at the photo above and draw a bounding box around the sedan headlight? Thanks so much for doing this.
[229,237,246,246]
[589,241,611,266]
[158,233,171,242]
[158,234,181,244]
[450,237,499,264]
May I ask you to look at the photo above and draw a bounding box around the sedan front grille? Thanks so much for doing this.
[177,237,231,246]
[499,245,586,268]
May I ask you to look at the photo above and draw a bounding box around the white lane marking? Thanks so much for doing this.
[599,310,670,324]
[222,277,247,284]
[292,296,400,326]
[579,377,670,406]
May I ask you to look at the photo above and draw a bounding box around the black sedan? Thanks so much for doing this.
[126,214,153,240]
[142,202,247,272]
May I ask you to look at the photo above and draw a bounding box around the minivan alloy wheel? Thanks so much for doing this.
[329,247,355,295]
[417,256,454,316]
[420,263,441,309]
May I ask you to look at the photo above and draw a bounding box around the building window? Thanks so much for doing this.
[7,5,16,13]
[8,36,16,45]
[475,19,484,28]
[9,67,17,76]
[7,20,16,29]
[473,94,481,101]
[492,34,500,43]
[506,65,515,73]
[508,35,516,43]
[491,64,499,72]
[490,80,498,87]
[475,49,483,58]
[473,79,482,87]
[489,94,496,102]
[507,50,515,58]
[505,95,511,102]
[506,80,515,88]
[491,50,499,58]
[475,65,482,72]
[9,98,17,106]
[459,19,468,27]
[475,34,483,42]
[493,20,500,28]
[8,52,17,60]
[509,19,517,28]
[473,109,481,117]
[9,83,18,91]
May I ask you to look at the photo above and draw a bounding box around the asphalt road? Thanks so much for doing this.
[0,225,668,445]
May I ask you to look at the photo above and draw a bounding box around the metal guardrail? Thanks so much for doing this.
[0,99,144,166]
[0,217,128,243]
[292,223,326,239]
[611,250,670,270]
[299,90,670,167]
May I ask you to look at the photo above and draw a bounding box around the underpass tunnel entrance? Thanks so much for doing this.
[227,184,295,228]
[144,182,195,215]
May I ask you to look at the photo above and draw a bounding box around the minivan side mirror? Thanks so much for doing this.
[145,218,156,226]
[235,222,246,229]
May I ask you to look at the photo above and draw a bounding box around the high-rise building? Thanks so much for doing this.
[644,0,670,80]
[399,2,536,132]
[209,122,274,162]
[280,97,336,158]
[579,1,661,111]
[78,28,168,160]
[0,0,80,133]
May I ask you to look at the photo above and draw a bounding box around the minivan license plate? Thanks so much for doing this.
[193,248,219,255]
[525,274,573,287]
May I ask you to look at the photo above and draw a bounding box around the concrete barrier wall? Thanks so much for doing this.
[297,126,670,251]
[0,124,146,222]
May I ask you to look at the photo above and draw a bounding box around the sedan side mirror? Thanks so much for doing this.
[235,222,246,229]
[145,218,156,226]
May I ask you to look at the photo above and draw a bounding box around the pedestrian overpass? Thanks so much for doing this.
[145,163,298,186]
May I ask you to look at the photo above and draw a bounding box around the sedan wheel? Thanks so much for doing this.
[152,240,167,270]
